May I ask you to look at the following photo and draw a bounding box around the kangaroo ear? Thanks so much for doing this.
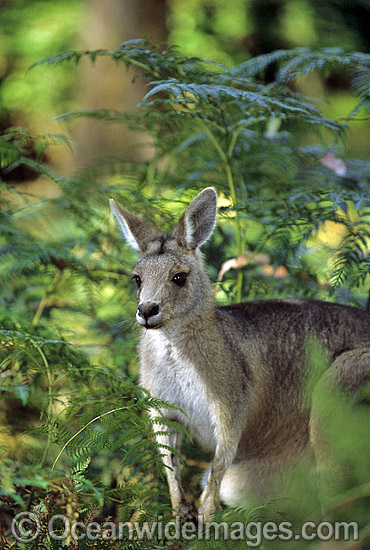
[173,187,217,249]
[110,199,161,253]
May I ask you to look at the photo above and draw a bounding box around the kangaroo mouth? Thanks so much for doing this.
[138,319,163,329]
[136,311,164,329]
[144,322,162,329]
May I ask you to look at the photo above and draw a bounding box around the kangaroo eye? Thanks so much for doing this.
[172,272,188,287]
[131,275,141,288]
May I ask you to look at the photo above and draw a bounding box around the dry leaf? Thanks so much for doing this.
[217,251,270,281]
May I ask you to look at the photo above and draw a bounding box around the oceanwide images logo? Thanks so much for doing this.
[10,512,359,547]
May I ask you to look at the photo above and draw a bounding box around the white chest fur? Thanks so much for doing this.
[140,330,217,451]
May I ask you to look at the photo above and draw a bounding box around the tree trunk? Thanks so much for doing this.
[70,0,167,169]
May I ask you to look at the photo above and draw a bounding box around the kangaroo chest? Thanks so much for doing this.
[140,331,217,451]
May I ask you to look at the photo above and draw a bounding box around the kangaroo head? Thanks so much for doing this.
[110,188,217,329]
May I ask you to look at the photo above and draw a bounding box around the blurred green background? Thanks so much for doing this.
[1,0,370,177]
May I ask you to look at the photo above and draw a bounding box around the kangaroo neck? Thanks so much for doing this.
[145,301,219,353]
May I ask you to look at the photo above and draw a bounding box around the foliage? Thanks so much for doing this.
[0,0,82,127]
[167,0,370,64]
[1,39,370,548]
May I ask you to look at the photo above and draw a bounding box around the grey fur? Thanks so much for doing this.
[110,188,370,521]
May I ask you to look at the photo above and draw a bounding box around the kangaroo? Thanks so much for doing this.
[110,187,370,521]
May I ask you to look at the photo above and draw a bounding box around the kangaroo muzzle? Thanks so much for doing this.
[137,301,161,328]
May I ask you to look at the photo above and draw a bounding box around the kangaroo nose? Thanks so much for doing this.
[137,302,160,320]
